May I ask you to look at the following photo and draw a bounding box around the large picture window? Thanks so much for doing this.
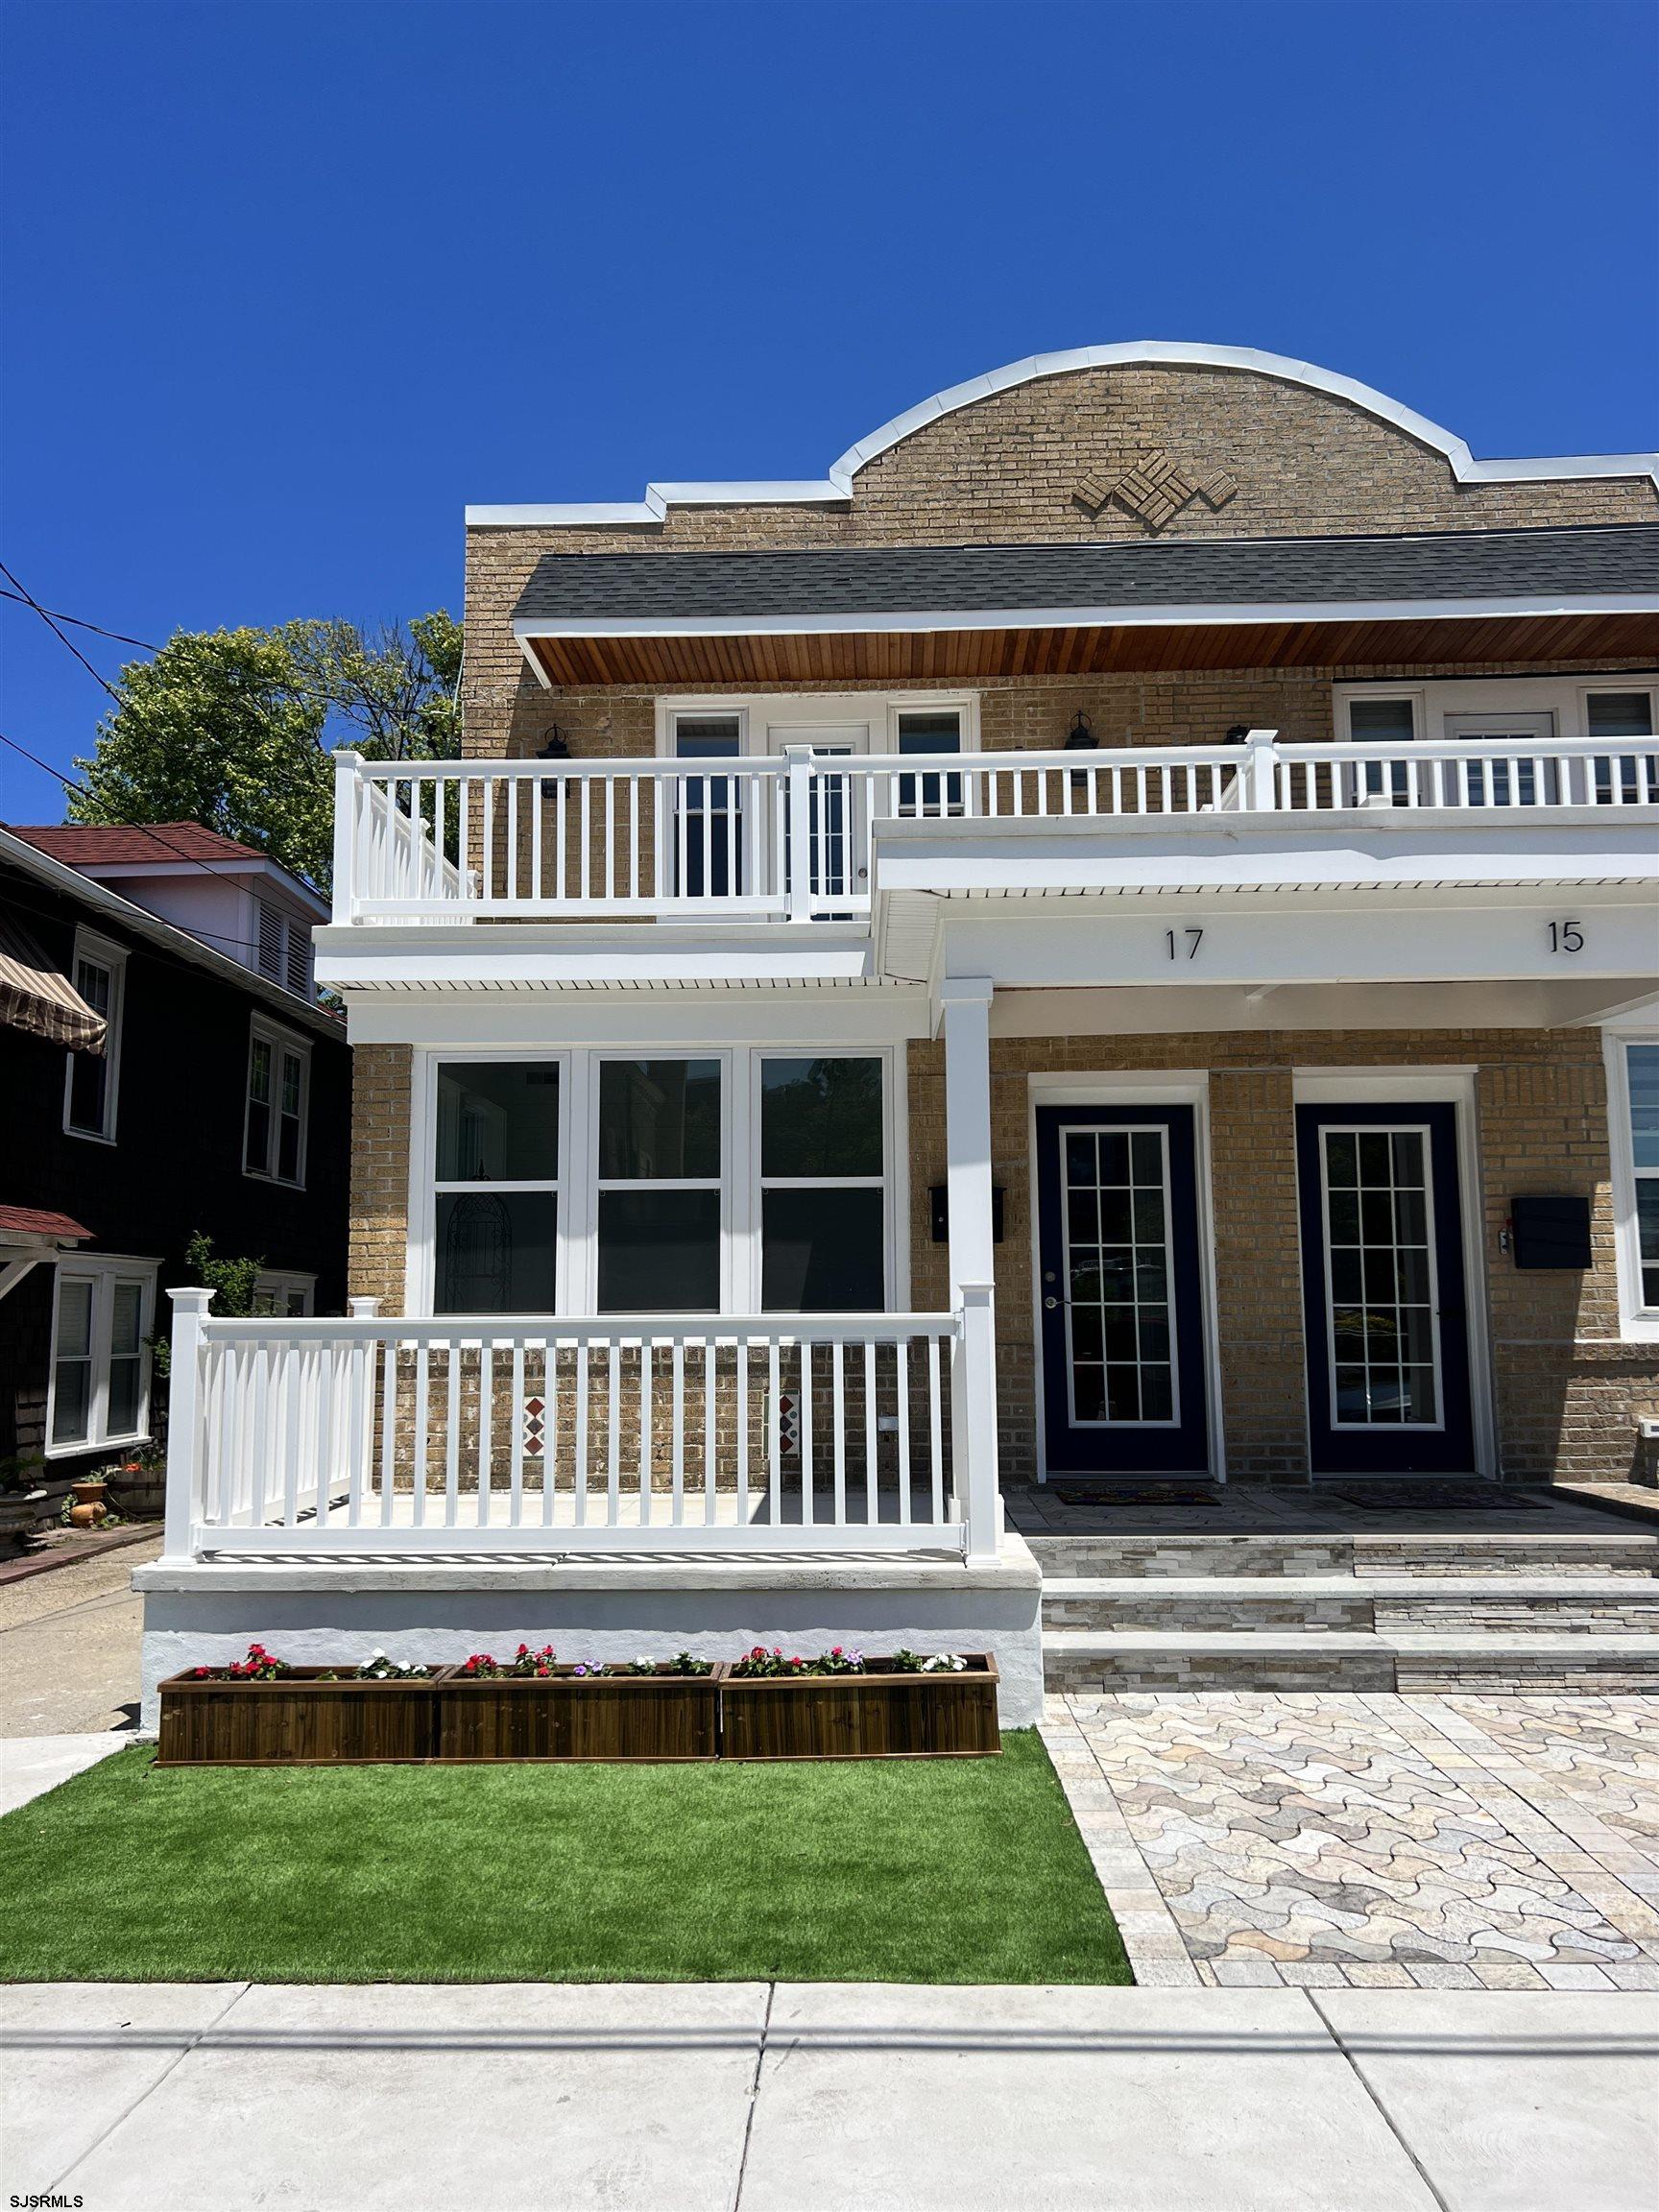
[759,1057,886,1310]
[596,1058,722,1312]
[422,1047,896,1317]
[433,1062,560,1313]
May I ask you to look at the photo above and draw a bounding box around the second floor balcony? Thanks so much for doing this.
[329,731,1659,932]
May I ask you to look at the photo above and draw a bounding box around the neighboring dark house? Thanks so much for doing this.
[0,822,349,1488]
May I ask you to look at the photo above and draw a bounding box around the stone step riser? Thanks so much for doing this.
[1046,1650,1659,1694]
[1043,1594,1659,1633]
[1029,1537,1659,1581]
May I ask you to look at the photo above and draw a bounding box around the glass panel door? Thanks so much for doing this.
[672,716,743,900]
[1296,1102,1477,1475]
[1035,1105,1209,1476]
[767,725,870,912]
[1442,710,1556,806]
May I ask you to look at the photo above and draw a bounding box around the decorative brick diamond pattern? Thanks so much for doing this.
[521,1394,546,1459]
[1111,449,1196,533]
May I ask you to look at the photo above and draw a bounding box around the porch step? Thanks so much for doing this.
[1044,1626,1659,1694]
[1026,1530,1659,1580]
[1041,1575,1659,1635]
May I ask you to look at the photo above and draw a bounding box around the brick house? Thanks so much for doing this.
[138,345,1659,1721]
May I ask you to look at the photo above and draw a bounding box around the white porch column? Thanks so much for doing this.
[160,1287,215,1562]
[940,977,996,1306]
[940,978,999,1561]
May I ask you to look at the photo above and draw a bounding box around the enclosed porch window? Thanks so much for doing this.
[422,1047,897,1316]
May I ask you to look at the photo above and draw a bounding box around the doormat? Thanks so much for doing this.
[1048,1482,1227,1507]
[1320,1482,1546,1514]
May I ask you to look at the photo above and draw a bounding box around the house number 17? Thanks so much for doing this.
[1166,928,1204,960]
[1548,921,1584,954]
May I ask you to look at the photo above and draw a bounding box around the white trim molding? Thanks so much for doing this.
[1602,1007,1659,1343]
[1290,1067,1496,1479]
[469,342,1659,525]
[1025,1071,1225,1485]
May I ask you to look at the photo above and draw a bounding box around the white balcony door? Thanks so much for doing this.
[766,724,871,910]
[1443,709,1557,805]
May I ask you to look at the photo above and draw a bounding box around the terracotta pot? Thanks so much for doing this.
[67,1478,109,1529]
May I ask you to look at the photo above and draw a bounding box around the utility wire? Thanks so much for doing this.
[0,588,159,652]
[0,727,324,946]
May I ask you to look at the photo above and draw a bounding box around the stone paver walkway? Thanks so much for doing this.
[1044,1691,1659,1991]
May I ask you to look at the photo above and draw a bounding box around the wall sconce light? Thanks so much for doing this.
[1224,724,1250,745]
[1066,709,1096,790]
[537,725,570,760]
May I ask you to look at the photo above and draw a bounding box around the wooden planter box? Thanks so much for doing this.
[436,1667,722,1763]
[719,1656,1000,1761]
[155,1669,444,1767]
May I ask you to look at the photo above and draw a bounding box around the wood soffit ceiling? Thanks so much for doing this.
[525,611,1659,688]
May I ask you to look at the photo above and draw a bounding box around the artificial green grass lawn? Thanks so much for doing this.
[0,1732,1129,1985]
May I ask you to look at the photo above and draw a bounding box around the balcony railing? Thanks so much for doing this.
[160,1288,1000,1563]
[330,733,1657,926]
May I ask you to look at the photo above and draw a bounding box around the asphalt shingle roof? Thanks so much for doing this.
[513,524,1659,628]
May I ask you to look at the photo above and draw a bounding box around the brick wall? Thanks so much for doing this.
[349,1044,413,1315]
[462,358,1656,757]
[906,1025,1659,1487]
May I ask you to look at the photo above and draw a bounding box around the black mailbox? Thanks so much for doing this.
[1510,1193,1592,1270]
[929,1186,1005,1243]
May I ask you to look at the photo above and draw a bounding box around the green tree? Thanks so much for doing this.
[68,613,461,893]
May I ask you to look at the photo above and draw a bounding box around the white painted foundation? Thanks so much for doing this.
[132,1533,1045,1731]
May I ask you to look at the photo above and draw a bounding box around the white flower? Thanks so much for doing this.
[923,1652,967,1672]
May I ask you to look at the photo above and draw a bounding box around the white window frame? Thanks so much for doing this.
[753,1049,894,1315]
[61,928,126,1144]
[244,1017,311,1189]
[45,1255,159,1458]
[1334,671,1659,743]
[409,1043,904,1319]
[592,1049,729,1315]
[655,691,981,760]
[251,1270,316,1317]
[1025,1072,1225,1484]
[1603,1016,1659,1342]
[1316,1119,1446,1433]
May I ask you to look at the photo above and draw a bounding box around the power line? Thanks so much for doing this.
[0,559,125,704]
[0,728,325,944]
[0,588,159,652]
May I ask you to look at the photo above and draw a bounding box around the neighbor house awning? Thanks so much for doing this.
[0,911,107,1050]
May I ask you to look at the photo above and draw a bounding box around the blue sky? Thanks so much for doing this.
[3,0,1655,818]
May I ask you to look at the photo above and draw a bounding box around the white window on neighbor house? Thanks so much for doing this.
[255,898,314,998]
[48,1258,157,1455]
[421,1048,900,1318]
[1607,1030,1659,1340]
[251,1271,316,1317]
[62,930,126,1142]
[244,1020,310,1187]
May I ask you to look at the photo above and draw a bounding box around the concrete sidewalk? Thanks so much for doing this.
[2,1981,1653,2211]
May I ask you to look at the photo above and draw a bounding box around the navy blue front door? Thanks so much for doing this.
[1035,1105,1209,1477]
[1295,1103,1477,1476]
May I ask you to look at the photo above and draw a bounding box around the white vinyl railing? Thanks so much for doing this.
[331,732,1658,926]
[161,1286,1000,1562]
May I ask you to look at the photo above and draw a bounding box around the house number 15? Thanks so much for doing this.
[1166,928,1204,961]
[1548,921,1584,954]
